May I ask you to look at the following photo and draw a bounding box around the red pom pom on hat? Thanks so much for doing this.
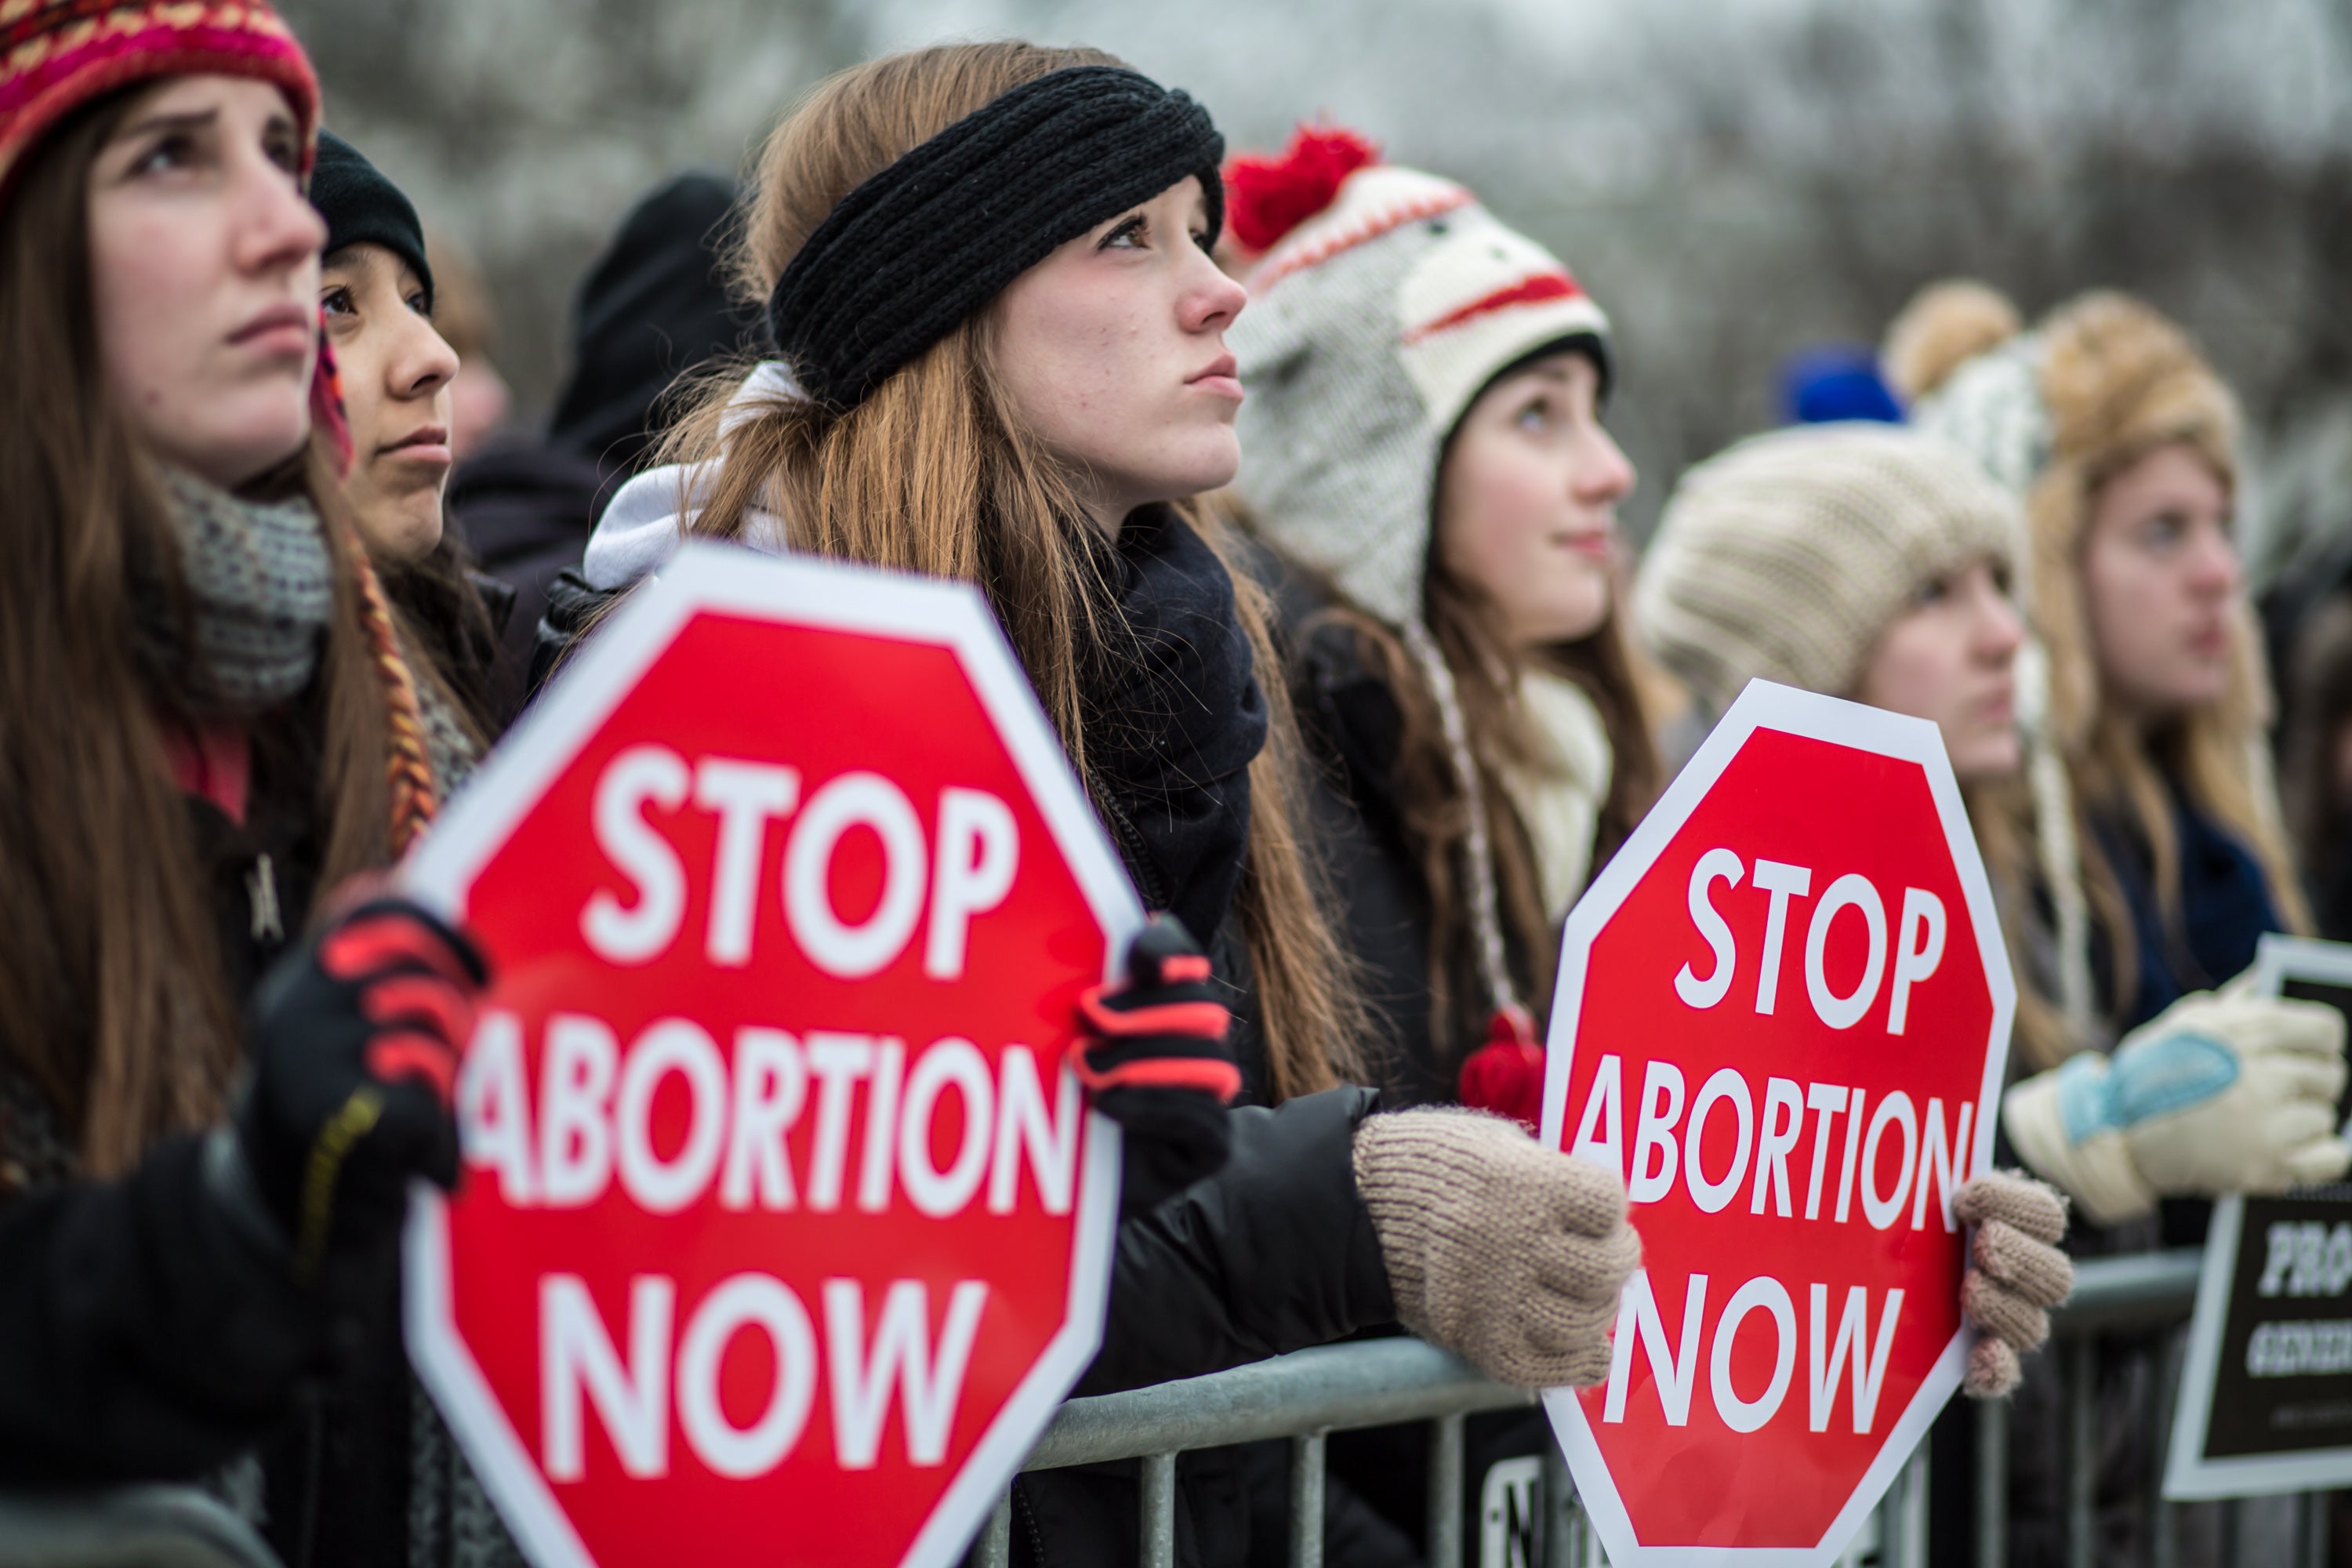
[1455,1005,1544,1134]
[1222,123,1381,253]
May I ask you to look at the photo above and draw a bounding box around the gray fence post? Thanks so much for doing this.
[1427,1412,1465,1568]
[1541,1430,1575,1568]
[2152,1324,2183,1568]
[1975,1388,2008,1568]
[975,1491,1011,1568]
[0,1487,285,1568]
[989,1252,2247,1568]
[1879,1455,1908,1568]
[2067,1337,2099,1568]
[1290,1433,1327,1568]
[1140,1451,1178,1568]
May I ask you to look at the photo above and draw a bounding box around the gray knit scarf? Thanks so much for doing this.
[155,466,335,710]
[151,466,476,798]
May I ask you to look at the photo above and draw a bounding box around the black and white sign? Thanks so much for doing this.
[2163,935,2352,1500]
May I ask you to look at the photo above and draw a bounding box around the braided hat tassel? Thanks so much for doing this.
[346,532,438,857]
[1402,620,1530,1025]
[1407,621,1546,1127]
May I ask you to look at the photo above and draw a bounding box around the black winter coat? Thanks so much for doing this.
[0,702,420,1568]
[1269,564,1563,1555]
[446,442,606,724]
[456,171,762,728]
[1005,511,1406,1567]
[1273,565,1546,1107]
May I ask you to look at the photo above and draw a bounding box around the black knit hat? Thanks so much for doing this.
[310,130,433,309]
[768,65,1224,412]
[550,172,766,474]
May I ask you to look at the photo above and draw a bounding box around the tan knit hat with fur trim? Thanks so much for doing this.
[1636,422,2023,720]
[1893,284,2250,755]
[1889,281,2283,1047]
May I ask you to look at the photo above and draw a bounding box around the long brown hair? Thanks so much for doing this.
[1314,547,1659,1068]
[0,88,401,1174]
[663,42,1362,1100]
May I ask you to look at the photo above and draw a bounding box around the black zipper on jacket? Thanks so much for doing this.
[1085,768,1170,915]
[1014,1475,1050,1568]
[292,1383,324,1568]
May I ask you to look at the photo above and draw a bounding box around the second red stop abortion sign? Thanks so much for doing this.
[1541,681,2014,1565]
[400,544,1138,1568]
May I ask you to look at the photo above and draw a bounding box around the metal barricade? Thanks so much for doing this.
[0,1486,281,1568]
[0,1250,2311,1568]
[981,1247,2331,1568]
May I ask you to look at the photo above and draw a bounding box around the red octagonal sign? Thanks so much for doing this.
[401,543,1137,1568]
[1540,681,2013,1564]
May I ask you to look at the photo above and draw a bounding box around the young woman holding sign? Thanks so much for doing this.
[1892,285,2314,1060]
[1637,417,2343,1565]
[1220,124,1659,1120]
[572,42,1650,1563]
[1208,128,1660,1548]
[0,6,507,1562]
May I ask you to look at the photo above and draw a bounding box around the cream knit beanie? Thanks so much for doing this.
[1636,422,2023,720]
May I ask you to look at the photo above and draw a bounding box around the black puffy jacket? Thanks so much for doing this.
[1266,561,1568,1556]
[993,509,1406,1566]
[0,701,430,1568]
[1273,564,1551,1107]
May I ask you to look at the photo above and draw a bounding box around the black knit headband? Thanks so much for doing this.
[767,65,1225,411]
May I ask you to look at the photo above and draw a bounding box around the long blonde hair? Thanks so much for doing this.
[664,42,1362,1099]
[1892,283,2307,1065]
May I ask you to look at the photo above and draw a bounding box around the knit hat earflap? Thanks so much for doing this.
[1228,125,1613,1047]
[0,0,319,203]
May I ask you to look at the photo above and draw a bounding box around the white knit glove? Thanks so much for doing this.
[1954,1171,2072,1398]
[2002,993,2350,1225]
[1352,1109,1640,1388]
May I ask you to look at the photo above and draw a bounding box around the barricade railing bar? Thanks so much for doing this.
[978,1247,2328,1568]
[0,1482,283,1568]
[0,1247,2323,1568]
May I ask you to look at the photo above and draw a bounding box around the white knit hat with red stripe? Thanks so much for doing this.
[1228,127,1611,1037]
[1229,127,1611,628]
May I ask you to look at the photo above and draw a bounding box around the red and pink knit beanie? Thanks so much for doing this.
[0,0,320,201]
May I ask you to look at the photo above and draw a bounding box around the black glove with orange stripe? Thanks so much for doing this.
[1076,915,1241,1216]
[226,893,489,1282]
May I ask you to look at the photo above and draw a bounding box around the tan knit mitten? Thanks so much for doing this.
[1953,1170,2072,1398]
[1353,1109,1640,1388]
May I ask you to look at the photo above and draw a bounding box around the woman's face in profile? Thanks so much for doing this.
[87,74,324,489]
[1853,557,2024,784]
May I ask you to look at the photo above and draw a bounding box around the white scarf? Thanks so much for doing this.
[583,361,800,591]
[1499,670,1613,925]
